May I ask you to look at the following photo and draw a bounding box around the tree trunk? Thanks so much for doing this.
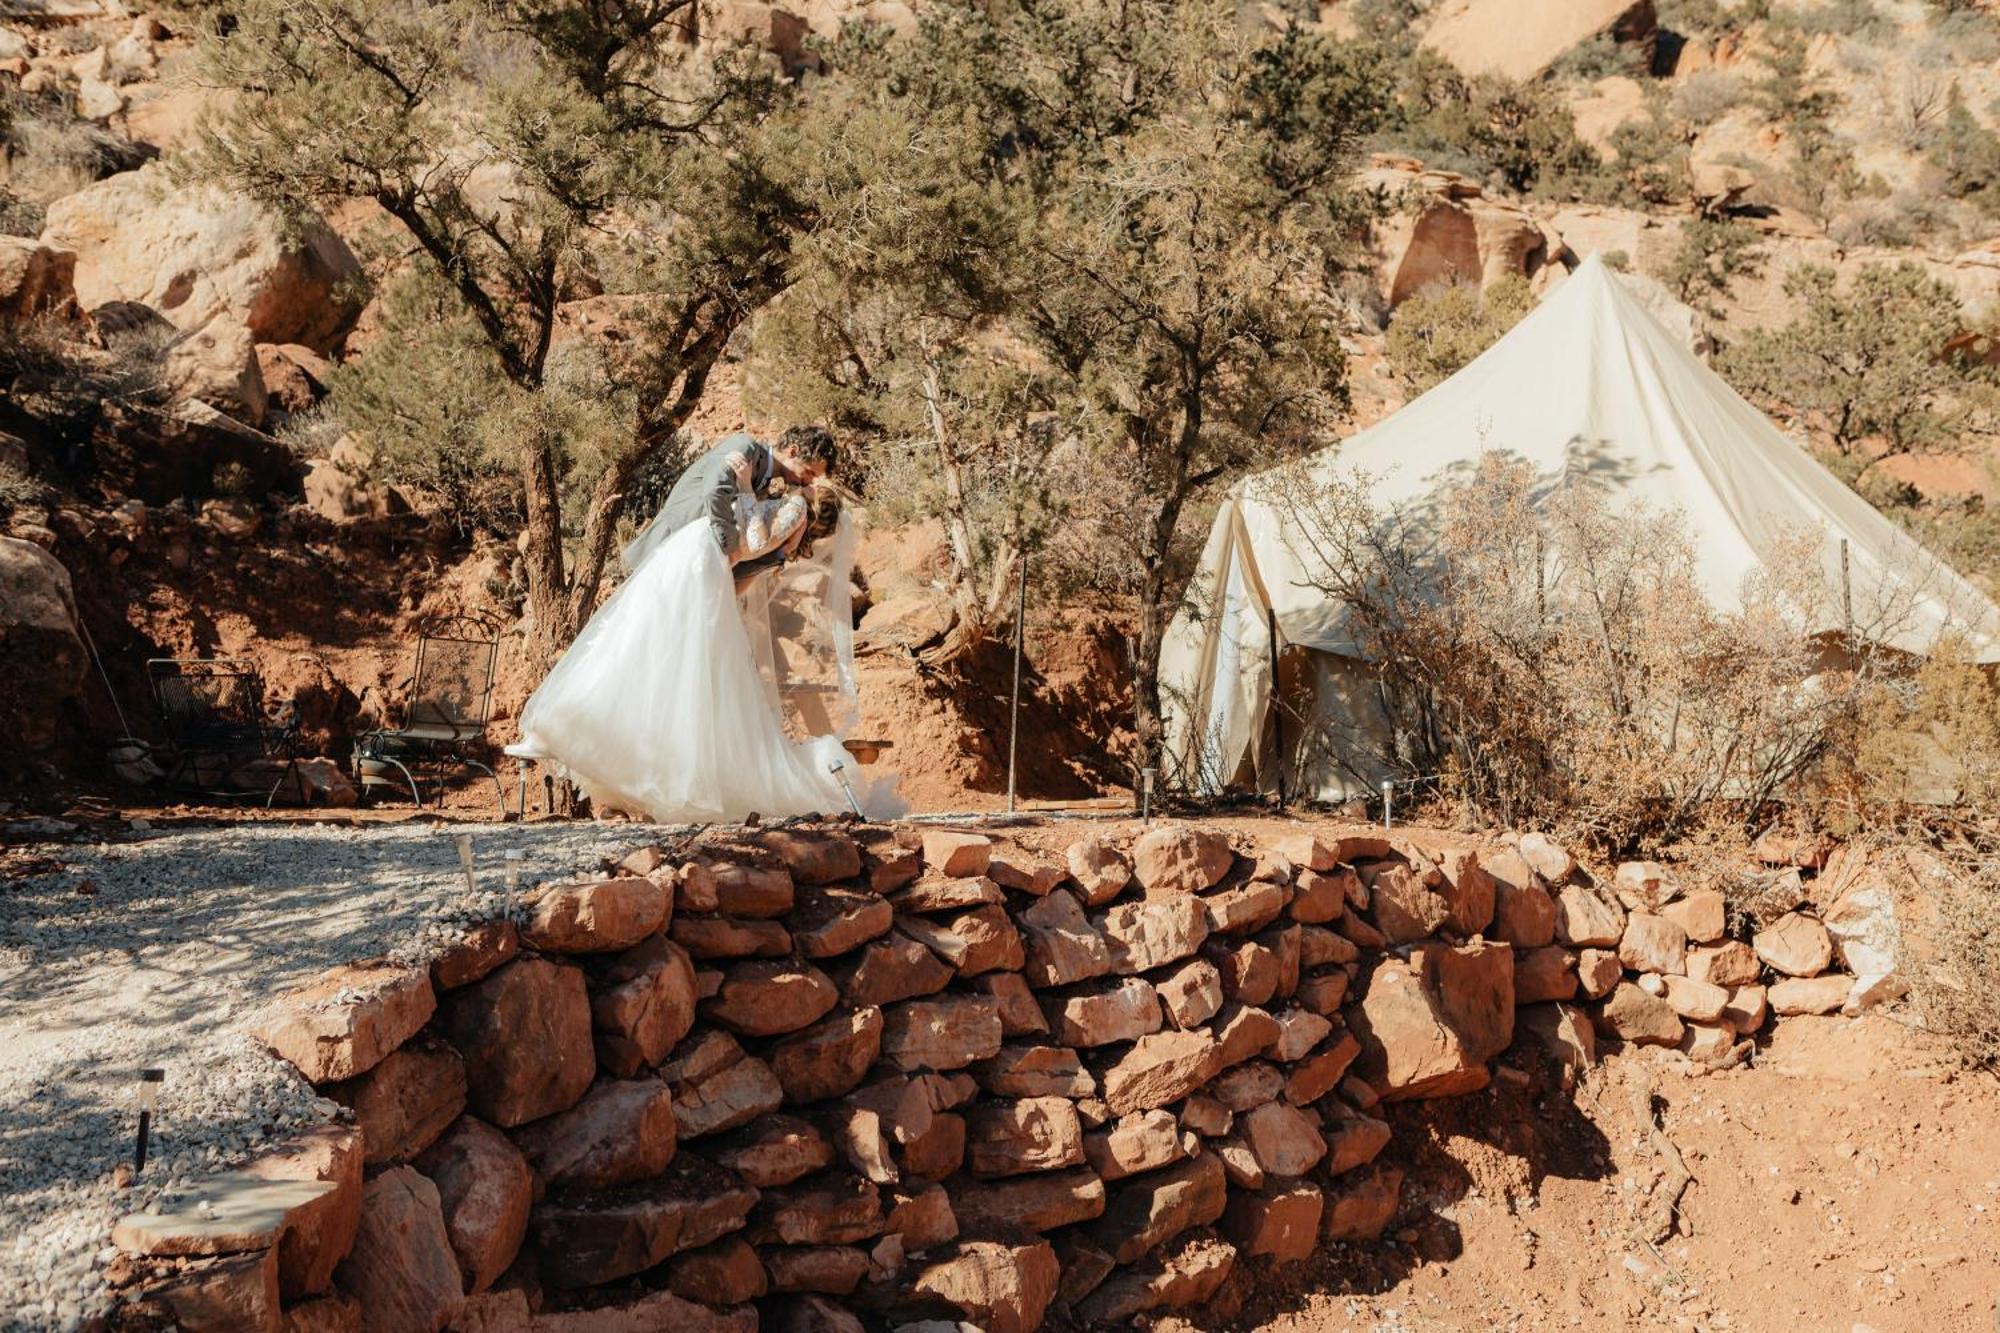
[520,438,570,671]
[919,347,994,663]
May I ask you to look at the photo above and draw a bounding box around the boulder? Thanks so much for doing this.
[1044,976,1162,1048]
[1554,883,1626,948]
[1270,1007,1334,1062]
[440,957,595,1127]
[707,861,796,918]
[1820,863,1902,977]
[1612,861,1680,912]
[1686,940,1761,988]
[513,1078,677,1191]
[965,1097,1085,1178]
[114,1172,339,1262]
[921,830,993,878]
[1373,184,1551,309]
[1595,981,1684,1046]
[986,846,1067,895]
[0,237,78,319]
[1284,1032,1361,1106]
[1659,974,1728,1022]
[836,933,956,1008]
[1101,1029,1218,1115]
[893,877,1004,913]
[881,995,1005,1072]
[430,921,519,992]
[1089,1151,1228,1265]
[911,1236,1060,1333]
[1617,912,1687,976]
[1222,1181,1323,1262]
[1660,889,1726,944]
[240,1125,363,1300]
[1240,1101,1327,1177]
[749,1173,884,1246]
[1210,937,1282,1008]
[1514,945,1579,1003]
[1156,958,1225,1029]
[1722,983,1768,1035]
[884,1183,960,1251]
[1754,912,1833,978]
[1212,1002,1282,1069]
[528,1156,758,1288]
[1349,941,1514,1101]
[952,1168,1107,1233]
[1493,878,1557,948]
[664,1236,769,1306]
[1321,1164,1403,1241]
[146,1248,281,1333]
[1199,878,1287,937]
[1769,974,1852,1016]
[325,1035,466,1165]
[252,961,435,1085]
[523,877,667,953]
[1517,832,1576,882]
[1018,890,1112,988]
[591,936,699,1077]
[976,972,1049,1037]
[793,886,895,959]
[672,1056,784,1139]
[1323,1112,1394,1173]
[1082,1109,1186,1182]
[898,905,1024,977]
[710,1114,835,1188]
[754,828,864,885]
[1420,0,1656,83]
[0,537,85,753]
[1099,893,1209,973]
[1289,867,1353,924]
[1131,825,1234,895]
[976,1045,1095,1100]
[771,1006,885,1104]
[703,961,840,1036]
[334,1167,464,1333]
[412,1117,532,1294]
[40,163,361,351]
[1076,1232,1236,1323]
[1365,863,1451,944]
[164,315,267,422]
[1065,836,1132,905]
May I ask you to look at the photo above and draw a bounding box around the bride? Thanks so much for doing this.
[507,433,899,824]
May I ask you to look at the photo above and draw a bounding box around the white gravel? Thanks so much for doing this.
[0,819,676,1332]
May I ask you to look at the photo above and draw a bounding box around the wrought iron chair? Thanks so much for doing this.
[147,659,306,806]
[352,614,506,814]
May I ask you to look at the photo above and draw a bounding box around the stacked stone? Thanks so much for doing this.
[107,820,1887,1332]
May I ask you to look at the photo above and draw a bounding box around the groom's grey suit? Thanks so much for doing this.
[621,432,775,575]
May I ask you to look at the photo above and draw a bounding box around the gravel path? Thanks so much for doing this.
[0,819,671,1332]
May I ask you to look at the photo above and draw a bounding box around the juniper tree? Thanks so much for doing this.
[190,0,862,662]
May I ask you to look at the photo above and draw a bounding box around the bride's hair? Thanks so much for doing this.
[795,482,848,558]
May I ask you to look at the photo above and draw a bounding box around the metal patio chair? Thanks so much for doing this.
[352,613,506,814]
[147,659,306,806]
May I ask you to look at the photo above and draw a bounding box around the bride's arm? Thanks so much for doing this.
[737,494,807,563]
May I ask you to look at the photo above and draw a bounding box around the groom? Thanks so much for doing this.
[622,425,837,575]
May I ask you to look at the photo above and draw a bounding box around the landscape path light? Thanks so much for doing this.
[1140,767,1156,823]
[502,849,524,920]
[826,757,864,817]
[440,827,477,900]
[133,1068,163,1173]
[1381,779,1395,831]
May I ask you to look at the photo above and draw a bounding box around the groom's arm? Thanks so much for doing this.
[707,438,773,560]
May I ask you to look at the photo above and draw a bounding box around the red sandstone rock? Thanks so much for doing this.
[898,905,1024,977]
[885,1184,959,1251]
[1075,1231,1236,1322]
[1514,945,1579,1003]
[792,886,895,959]
[953,1166,1106,1232]
[975,971,1048,1037]
[591,935,698,1077]
[1131,825,1234,896]
[1322,1163,1402,1241]
[703,961,839,1037]
[1660,888,1726,944]
[965,1097,1084,1178]
[534,1290,756,1332]
[1212,1002,1282,1069]
[1660,973,1729,1021]
[671,915,794,959]
[514,1077,677,1190]
[149,1248,281,1333]
[771,1006,884,1104]
[891,875,1004,913]
[1518,832,1576,882]
[326,1035,465,1165]
[1614,860,1681,911]
[1241,1100,1327,1176]
[1090,1150,1228,1264]
[528,1156,758,1288]
[664,1235,768,1305]
[242,1124,363,1299]
[1099,894,1209,973]
[880,994,1005,1071]
[1554,884,1626,947]
[252,961,435,1084]
[1687,940,1761,988]
[1209,937,1281,1007]
[334,1166,464,1332]
[1770,973,1851,1015]
[1577,948,1622,997]
[835,933,956,1008]
[430,921,519,991]
[1350,942,1513,1101]
[707,861,797,918]
[1323,1112,1392,1173]
[1723,983,1769,1034]
[1082,1108,1186,1181]
[762,1244,869,1295]
[1223,1180,1323,1261]
[921,830,993,878]
[1339,905,1388,950]
[1755,912,1834,978]
[1493,879,1557,948]
[749,1172,884,1246]
[1298,925,1359,969]
[1211,1060,1284,1112]
[1284,1031,1361,1106]
[1017,889,1112,987]
[1365,862,1451,944]
[1200,878,1286,936]
[754,829,864,885]
[1045,976,1161,1047]
[986,846,1067,896]
[710,1113,835,1187]
[976,1044,1095,1099]
[900,1110,967,1181]
[1270,1006,1333,1062]
[1516,1001,1598,1072]
[281,1291,360,1332]
[523,876,668,953]
[673,1056,784,1139]
[441,956,595,1128]
[1156,958,1224,1029]
[1595,980,1685,1046]
[1065,836,1132,905]
[1102,1029,1218,1114]
[1618,912,1688,976]
[911,1236,1060,1333]
[412,1116,532,1294]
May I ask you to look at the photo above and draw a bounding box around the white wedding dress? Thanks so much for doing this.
[506,506,901,824]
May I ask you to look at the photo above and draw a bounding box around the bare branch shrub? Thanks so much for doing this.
[1269,451,1882,850]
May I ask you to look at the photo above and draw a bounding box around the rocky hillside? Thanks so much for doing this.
[4,0,1999,806]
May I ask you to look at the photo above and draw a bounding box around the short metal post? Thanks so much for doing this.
[1140,767,1155,823]
[134,1069,163,1172]
[1007,551,1027,814]
[1381,779,1394,831]
[1268,607,1286,810]
[515,761,529,820]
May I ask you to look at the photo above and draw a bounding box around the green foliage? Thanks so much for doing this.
[1653,217,1764,317]
[1927,84,2000,212]
[1373,48,1600,196]
[1771,0,1893,41]
[1552,34,1650,82]
[1384,276,1536,393]
[1720,263,1992,459]
[1655,0,1740,35]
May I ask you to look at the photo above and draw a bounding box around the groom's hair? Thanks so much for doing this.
[777,425,838,467]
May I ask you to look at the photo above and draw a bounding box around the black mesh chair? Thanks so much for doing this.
[353,614,505,813]
[147,659,305,806]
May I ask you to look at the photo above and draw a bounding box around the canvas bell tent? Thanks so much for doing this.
[1159,253,2000,803]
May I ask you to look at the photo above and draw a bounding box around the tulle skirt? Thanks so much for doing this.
[507,522,898,824]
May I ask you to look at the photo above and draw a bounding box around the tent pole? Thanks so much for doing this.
[1007,550,1027,814]
[1268,607,1285,810]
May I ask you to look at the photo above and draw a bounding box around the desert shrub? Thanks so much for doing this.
[1383,275,1536,392]
[1601,99,1694,205]
[1655,0,1740,34]
[0,88,151,204]
[1603,249,1631,272]
[0,188,42,237]
[211,460,257,498]
[1652,216,1764,317]
[1552,34,1649,82]
[1720,262,1991,460]
[1847,639,2000,808]
[1269,452,1869,849]
[1926,85,2000,213]
[1772,0,1893,41]
[275,405,345,462]
[0,315,171,448]
[0,459,46,517]
[1370,49,1601,196]
[1671,68,1748,126]
[1893,826,2000,1069]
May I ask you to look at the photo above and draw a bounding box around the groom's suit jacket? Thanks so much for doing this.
[621,432,774,574]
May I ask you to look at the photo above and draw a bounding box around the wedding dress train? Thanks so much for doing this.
[506,517,899,824]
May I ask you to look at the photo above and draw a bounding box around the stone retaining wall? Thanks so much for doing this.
[106,820,1885,1332]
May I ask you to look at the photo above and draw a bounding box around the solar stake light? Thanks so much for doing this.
[502,849,524,919]
[439,828,477,898]
[134,1068,163,1172]
[826,757,864,817]
[1381,780,1395,831]
[1140,768,1156,823]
